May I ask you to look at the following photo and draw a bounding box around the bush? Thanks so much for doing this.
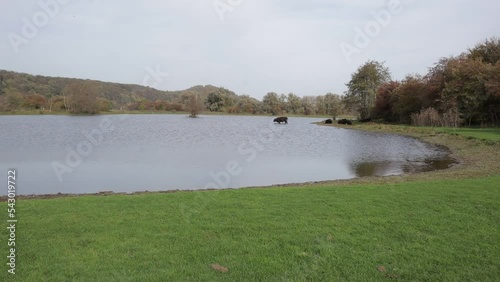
[411,107,462,127]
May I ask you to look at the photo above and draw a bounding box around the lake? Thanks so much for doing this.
[0,114,455,195]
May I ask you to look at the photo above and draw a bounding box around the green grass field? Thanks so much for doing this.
[328,122,500,143]
[1,124,499,281]
[1,177,499,281]
[435,127,500,141]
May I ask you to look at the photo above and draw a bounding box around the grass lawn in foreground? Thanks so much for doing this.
[1,175,499,281]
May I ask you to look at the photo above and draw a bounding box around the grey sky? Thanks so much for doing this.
[1,0,499,99]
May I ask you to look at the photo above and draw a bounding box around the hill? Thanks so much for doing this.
[0,69,241,112]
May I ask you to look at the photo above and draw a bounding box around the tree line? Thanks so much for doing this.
[0,70,345,117]
[344,37,500,126]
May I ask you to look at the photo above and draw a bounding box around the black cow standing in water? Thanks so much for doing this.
[273,117,288,124]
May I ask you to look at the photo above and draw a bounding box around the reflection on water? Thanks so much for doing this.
[351,159,456,177]
[341,130,456,177]
[0,115,456,195]
[351,161,408,177]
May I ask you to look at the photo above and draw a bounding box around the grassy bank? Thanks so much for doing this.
[1,124,499,281]
[351,123,500,143]
[435,127,500,141]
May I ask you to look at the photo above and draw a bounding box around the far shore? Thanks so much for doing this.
[0,109,340,119]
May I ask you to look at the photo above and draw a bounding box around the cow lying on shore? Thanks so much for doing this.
[325,119,333,124]
[338,119,352,125]
[273,117,288,124]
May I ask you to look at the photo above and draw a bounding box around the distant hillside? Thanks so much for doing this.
[0,69,339,117]
[0,69,239,108]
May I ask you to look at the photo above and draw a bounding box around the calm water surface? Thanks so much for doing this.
[0,115,454,195]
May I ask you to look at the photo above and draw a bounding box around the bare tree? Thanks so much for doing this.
[182,92,204,117]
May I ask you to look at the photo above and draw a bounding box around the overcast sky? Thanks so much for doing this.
[1,0,499,99]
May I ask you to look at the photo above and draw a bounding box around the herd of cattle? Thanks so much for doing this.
[329,118,352,125]
[273,116,373,125]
